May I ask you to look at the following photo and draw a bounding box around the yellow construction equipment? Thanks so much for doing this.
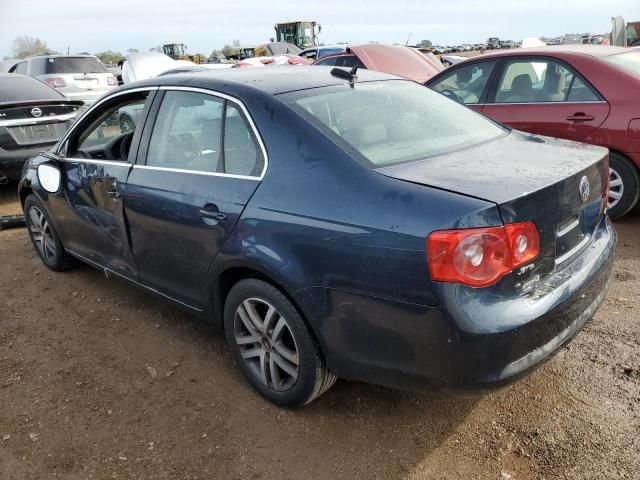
[162,44,201,64]
[274,21,320,49]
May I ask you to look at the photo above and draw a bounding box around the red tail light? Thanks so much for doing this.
[427,222,540,287]
[107,75,117,86]
[44,77,66,89]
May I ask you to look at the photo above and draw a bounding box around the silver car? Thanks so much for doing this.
[9,55,117,105]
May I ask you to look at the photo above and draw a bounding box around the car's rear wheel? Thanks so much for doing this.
[607,152,640,220]
[24,195,75,272]
[224,279,336,407]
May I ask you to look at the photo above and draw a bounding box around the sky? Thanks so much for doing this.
[1,0,638,58]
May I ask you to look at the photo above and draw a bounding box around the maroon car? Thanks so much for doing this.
[313,44,443,83]
[426,45,640,218]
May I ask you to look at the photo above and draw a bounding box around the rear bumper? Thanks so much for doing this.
[297,216,616,392]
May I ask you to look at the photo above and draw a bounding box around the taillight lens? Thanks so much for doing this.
[44,77,66,88]
[107,75,117,86]
[428,222,540,287]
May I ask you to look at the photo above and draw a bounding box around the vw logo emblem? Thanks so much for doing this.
[579,176,590,203]
[30,107,43,118]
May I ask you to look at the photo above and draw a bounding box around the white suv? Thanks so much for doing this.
[9,55,118,105]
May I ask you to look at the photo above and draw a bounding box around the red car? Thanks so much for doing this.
[313,43,443,83]
[426,45,640,218]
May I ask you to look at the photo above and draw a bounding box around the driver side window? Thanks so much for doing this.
[70,94,148,161]
[430,60,496,104]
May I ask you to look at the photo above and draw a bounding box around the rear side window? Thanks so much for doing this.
[429,60,496,104]
[0,76,63,102]
[494,59,599,103]
[281,80,506,168]
[146,91,264,177]
[43,57,108,74]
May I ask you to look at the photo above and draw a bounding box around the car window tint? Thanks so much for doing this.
[223,103,264,177]
[15,62,27,74]
[335,55,365,68]
[429,60,496,104]
[283,80,506,168]
[73,95,148,161]
[147,91,224,173]
[495,59,582,103]
[566,75,599,101]
[44,57,108,74]
[315,56,338,66]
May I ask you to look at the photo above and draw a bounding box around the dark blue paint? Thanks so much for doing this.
[19,68,616,392]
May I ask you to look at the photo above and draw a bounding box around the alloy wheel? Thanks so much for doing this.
[608,167,624,210]
[27,206,56,262]
[233,298,299,391]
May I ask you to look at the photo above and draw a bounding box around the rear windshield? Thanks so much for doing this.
[280,80,506,167]
[0,76,63,103]
[40,57,108,75]
[602,51,640,77]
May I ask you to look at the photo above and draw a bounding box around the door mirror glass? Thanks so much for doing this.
[37,164,61,193]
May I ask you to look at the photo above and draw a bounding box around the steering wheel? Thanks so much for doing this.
[440,89,465,103]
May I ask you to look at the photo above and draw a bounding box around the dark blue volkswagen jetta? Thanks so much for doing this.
[19,67,615,407]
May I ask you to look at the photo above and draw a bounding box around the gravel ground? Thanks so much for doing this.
[0,186,638,480]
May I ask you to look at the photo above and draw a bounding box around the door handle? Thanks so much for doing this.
[199,204,227,223]
[566,113,595,122]
[199,210,227,221]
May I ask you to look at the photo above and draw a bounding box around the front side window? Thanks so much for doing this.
[281,80,506,168]
[494,59,599,103]
[429,60,496,104]
[70,93,148,161]
[146,91,264,176]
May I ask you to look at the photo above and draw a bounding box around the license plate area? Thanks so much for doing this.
[74,77,99,89]
[554,200,602,265]
[7,123,65,146]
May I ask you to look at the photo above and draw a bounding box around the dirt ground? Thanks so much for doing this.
[0,185,638,480]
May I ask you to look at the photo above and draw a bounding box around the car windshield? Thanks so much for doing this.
[280,80,506,167]
[44,57,108,74]
[602,51,640,78]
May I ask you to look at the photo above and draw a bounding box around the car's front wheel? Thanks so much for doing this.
[608,152,640,220]
[24,195,76,272]
[224,279,336,407]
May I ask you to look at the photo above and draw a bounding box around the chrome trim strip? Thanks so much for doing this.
[0,112,77,127]
[132,164,260,180]
[62,158,131,167]
[555,234,591,265]
[56,87,159,150]
[490,101,607,106]
[66,249,203,312]
[556,218,579,238]
[157,85,268,180]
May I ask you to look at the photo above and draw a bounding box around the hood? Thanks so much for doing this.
[348,44,443,83]
[122,52,196,83]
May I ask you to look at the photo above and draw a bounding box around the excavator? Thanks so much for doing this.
[162,44,201,64]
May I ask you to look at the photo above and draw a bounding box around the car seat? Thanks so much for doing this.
[540,69,566,102]
[504,74,533,102]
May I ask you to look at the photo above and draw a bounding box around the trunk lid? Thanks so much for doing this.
[378,131,609,276]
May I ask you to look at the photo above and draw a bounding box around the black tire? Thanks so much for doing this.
[224,279,336,407]
[608,152,640,220]
[23,195,76,272]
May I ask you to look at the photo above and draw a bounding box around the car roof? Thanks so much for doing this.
[477,44,629,59]
[128,66,405,96]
